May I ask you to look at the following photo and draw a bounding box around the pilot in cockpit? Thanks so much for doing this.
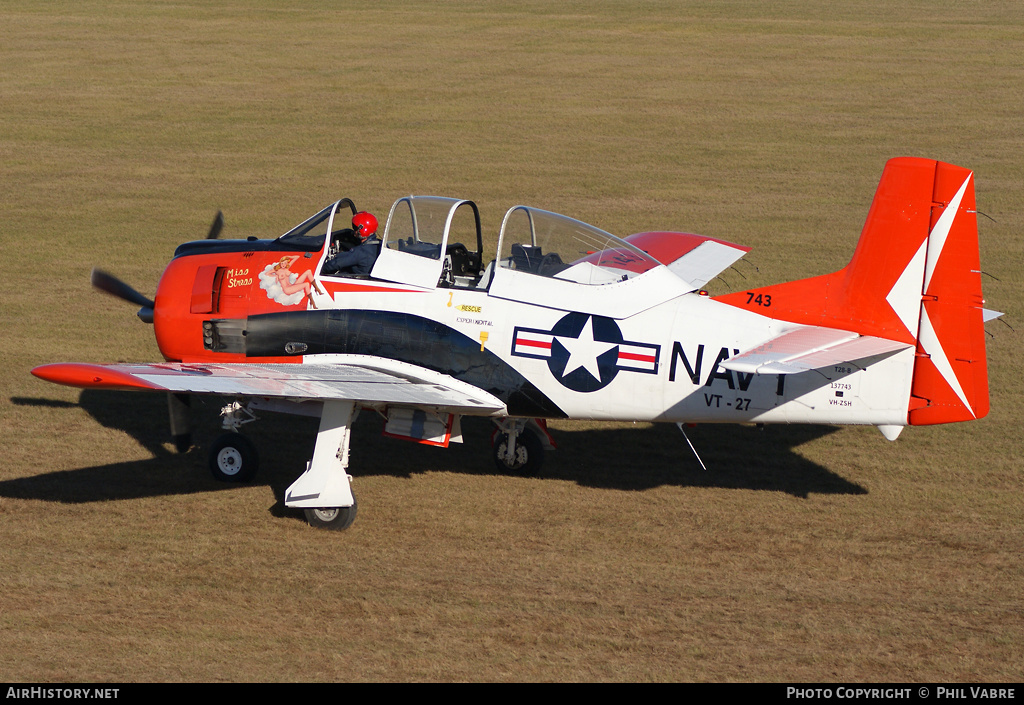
[322,211,381,276]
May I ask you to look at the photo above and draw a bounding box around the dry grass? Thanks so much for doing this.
[1,0,1021,682]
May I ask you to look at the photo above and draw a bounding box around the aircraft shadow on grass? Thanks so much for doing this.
[4,389,865,509]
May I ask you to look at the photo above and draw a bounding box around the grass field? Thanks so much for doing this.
[1,0,1021,682]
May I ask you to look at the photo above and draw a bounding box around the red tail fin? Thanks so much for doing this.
[715,157,989,424]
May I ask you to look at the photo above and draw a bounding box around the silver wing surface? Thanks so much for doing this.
[31,358,506,415]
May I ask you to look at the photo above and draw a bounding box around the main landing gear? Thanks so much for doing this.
[208,432,259,483]
[284,400,359,531]
[491,418,549,476]
[304,502,357,531]
[207,401,260,482]
[203,404,555,530]
[206,400,358,531]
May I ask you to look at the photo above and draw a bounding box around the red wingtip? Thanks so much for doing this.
[31,363,161,391]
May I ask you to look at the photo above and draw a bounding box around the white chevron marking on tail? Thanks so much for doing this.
[918,299,975,417]
[924,173,971,293]
[886,239,928,339]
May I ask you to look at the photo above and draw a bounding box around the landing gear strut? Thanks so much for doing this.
[492,418,545,476]
[208,401,260,483]
[285,400,359,530]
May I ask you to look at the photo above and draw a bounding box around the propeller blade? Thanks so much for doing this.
[90,268,156,322]
[207,210,224,240]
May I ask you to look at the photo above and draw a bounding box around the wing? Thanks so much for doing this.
[624,232,751,289]
[721,325,913,375]
[31,356,506,415]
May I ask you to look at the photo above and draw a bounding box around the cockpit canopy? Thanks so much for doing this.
[274,195,687,318]
[372,196,484,289]
[370,196,664,291]
[495,206,661,285]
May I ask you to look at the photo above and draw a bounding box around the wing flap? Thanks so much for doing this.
[721,326,913,375]
[32,360,505,414]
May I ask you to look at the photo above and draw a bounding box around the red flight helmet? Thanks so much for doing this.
[352,211,378,238]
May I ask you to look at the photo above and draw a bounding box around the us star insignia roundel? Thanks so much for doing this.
[511,312,661,392]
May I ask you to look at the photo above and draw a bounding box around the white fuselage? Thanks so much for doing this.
[312,266,914,428]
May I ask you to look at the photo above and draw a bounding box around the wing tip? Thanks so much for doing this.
[31,363,162,391]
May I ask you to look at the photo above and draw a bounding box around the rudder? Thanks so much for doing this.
[908,161,989,424]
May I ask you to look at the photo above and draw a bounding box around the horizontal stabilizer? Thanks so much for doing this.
[721,326,912,375]
[983,308,1003,322]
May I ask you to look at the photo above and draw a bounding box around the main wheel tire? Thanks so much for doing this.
[492,428,544,476]
[208,432,259,483]
[304,497,358,531]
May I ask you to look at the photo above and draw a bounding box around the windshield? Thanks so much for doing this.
[274,199,361,253]
[279,204,333,241]
[496,206,661,284]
